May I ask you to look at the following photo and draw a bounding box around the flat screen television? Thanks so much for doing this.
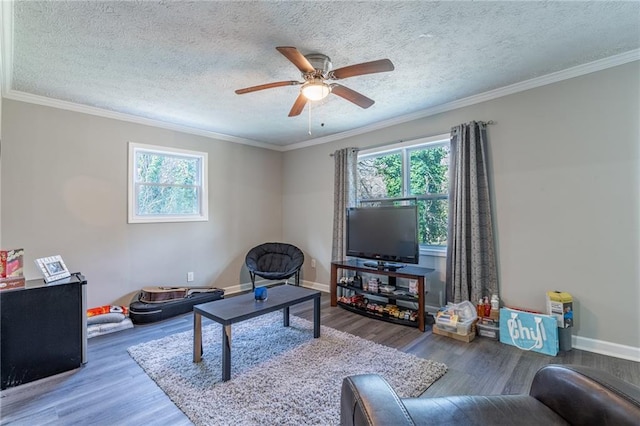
[345,205,419,270]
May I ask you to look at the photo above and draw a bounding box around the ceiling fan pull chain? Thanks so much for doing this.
[308,102,312,135]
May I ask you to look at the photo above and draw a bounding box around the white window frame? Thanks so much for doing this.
[128,142,208,224]
[358,133,450,256]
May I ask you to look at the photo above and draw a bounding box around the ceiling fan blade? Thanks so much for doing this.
[235,81,301,94]
[330,59,395,80]
[288,93,308,117]
[330,84,375,109]
[276,46,315,73]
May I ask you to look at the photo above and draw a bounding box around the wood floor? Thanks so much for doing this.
[1,292,638,425]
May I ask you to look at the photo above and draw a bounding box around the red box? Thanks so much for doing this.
[1,249,24,278]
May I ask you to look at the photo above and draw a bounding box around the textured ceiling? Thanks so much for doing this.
[6,1,640,148]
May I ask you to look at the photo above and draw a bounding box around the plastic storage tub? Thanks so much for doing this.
[435,300,477,334]
[477,322,500,339]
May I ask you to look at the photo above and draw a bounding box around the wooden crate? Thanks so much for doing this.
[432,324,476,343]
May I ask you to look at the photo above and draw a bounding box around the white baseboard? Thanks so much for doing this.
[573,335,640,362]
[299,280,330,293]
[221,283,249,296]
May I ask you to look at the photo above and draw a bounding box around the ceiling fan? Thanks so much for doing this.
[235,46,394,117]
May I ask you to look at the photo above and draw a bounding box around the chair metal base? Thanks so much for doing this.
[250,270,301,290]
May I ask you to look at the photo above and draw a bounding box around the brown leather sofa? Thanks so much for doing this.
[340,364,640,425]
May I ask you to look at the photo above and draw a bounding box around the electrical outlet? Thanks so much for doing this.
[187,272,194,282]
[311,258,316,268]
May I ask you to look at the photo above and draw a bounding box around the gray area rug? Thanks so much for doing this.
[128,312,447,425]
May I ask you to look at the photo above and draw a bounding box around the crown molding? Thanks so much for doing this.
[282,49,640,151]
[3,90,283,151]
[1,32,637,153]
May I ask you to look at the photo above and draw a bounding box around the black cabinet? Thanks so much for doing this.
[331,260,434,331]
[1,273,87,390]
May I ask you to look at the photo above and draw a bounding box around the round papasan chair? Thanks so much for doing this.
[245,242,304,289]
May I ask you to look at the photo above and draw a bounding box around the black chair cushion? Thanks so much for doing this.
[245,242,304,280]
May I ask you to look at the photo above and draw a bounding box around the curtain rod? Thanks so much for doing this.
[328,148,359,157]
[329,120,495,156]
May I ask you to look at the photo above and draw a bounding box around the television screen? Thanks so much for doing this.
[346,205,419,269]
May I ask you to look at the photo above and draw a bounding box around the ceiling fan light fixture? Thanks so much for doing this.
[301,80,331,101]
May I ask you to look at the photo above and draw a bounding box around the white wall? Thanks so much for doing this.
[0,97,3,246]
[283,61,640,351]
[1,100,283,307]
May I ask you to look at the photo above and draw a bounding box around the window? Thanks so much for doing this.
[128,142,208,223]
[357,134,450,250]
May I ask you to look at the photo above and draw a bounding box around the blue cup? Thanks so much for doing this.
[254,286,268,301]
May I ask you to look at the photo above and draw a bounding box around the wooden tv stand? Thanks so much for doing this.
[330,259,434,332]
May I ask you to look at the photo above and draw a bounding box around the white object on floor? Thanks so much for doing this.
[87,312,126,325]
[88,317,133,339]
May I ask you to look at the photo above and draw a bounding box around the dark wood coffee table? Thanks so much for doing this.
[192,284,321,381]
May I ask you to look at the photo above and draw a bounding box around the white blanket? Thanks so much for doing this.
[87,317,133,339]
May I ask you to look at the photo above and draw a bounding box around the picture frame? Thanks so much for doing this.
[35,255,71,283]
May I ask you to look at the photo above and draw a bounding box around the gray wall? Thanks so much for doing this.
[2,61,638,355]
[1,100,283,307]
[283,61,640,350]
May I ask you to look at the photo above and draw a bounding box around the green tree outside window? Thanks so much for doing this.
[358,141,449,247]
[128,142,208,223]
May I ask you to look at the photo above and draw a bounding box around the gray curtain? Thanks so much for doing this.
[446,121,498,304]
[331,147,359,262]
